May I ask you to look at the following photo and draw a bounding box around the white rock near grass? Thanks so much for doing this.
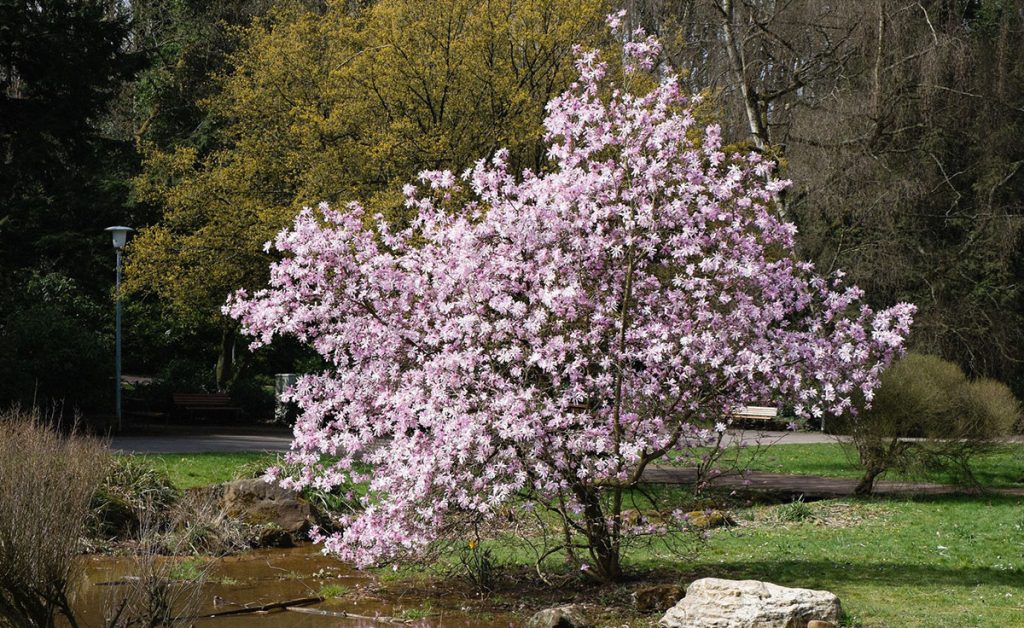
[659,578,841,628]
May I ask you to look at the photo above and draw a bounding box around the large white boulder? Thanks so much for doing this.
[659,578,841,628]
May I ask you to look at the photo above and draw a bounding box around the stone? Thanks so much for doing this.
[525,604,592,628]
[255,526,295,548]
[659,578,841,628]
[620,508,647,527]
[220,478,315,534]
[633,584,686,613]
[684,510,735,529]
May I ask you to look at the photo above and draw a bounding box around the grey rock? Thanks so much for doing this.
[220,478,314,534]
[659,578,841,628]
[525,604,592,628]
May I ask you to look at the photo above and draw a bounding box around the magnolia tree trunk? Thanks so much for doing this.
[574,485,622,581]
[854,467,883,496]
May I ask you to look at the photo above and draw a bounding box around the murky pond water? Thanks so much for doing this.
[75,546,517,626]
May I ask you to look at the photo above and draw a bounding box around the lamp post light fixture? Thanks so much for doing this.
[106,226,133,431]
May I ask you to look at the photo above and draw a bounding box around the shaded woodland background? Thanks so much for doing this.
[1,0,1021,418]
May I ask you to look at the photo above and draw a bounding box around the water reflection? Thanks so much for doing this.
[76,545,515,627]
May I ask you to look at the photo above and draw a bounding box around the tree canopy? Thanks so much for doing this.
[229,34,913,579]
[127,0,613,328]
[0,0,139,410]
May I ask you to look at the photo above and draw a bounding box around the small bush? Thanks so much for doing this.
[228,376,274,421]
[0,408,111,627]
[774,497,815,523]
[91,456,179,538]
[166,492,249,555]
[958,378,1021,438]
[845,353,1022,493]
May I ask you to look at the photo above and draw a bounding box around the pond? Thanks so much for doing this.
[76,545,517,626]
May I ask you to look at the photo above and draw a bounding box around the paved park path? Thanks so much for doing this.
[112,428,1023,498]
[110,428,839,454]
[111,427,292,453]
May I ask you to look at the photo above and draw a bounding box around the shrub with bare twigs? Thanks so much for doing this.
[0,408,110,627]
[104,506,209,628]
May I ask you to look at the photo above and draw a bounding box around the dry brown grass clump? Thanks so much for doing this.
[0,408,110,627]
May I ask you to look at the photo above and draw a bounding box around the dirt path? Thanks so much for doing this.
[642,466,1024,498]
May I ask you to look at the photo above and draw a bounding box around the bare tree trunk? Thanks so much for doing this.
[854,467,883,496]
[574,485,622,581]
[215,327,236,392]
[715,0,768,151]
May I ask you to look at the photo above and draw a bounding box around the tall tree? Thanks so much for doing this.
[0,0,139,411]
[786,0,1024,391]
[227,36,913,578]
[127,0,614,389]
[644,0,1024,392]
[0,0,139,287]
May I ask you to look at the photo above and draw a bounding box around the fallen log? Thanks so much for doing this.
[285,605,416,624]
[182,596,324,620]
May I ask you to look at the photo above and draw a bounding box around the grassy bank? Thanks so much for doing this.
[134,452,279,489]
[716,441,1024,488]
[118,447,1024,626]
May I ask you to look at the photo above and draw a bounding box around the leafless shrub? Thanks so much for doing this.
[0,407,111,628]
[104,505,209,628]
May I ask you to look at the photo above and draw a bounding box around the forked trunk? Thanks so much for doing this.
[575,486,623,581]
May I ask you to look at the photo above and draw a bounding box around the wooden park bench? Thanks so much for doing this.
[171,392,243,422]
[729,405,779,424]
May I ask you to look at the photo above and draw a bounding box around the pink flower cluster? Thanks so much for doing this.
[226,38,914,567]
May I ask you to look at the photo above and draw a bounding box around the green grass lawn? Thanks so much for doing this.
[120,446,1024,626]
[129,441,1024,492]
[667,495,1024,627]
[133,452,280,489]
[710,441,1024,488]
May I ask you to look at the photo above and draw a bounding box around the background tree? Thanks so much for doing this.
[0,0,139,411]
[108,0,298,387]
[629,0,1024,395]
[787,0,1024,394]
[127,0,613,389]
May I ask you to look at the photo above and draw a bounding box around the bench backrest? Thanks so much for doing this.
[730,405,779,419]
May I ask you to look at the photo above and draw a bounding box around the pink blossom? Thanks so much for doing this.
[606,10,626,32]
[226,38,914,569]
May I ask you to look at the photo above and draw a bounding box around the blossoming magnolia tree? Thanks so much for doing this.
[226,20,914,581]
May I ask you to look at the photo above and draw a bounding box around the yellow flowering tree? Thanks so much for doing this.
[128,0,613,387]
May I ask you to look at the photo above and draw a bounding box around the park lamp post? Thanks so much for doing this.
[106,226,133,431]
